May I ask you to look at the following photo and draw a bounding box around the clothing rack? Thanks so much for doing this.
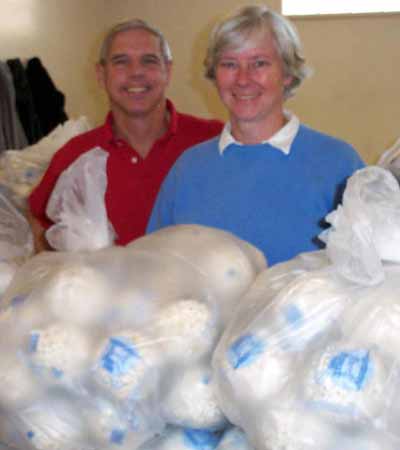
[0,57,68,152]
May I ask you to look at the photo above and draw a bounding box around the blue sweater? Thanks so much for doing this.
[147,125,365,266]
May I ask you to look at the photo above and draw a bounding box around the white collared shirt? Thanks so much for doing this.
[218,111,300,155]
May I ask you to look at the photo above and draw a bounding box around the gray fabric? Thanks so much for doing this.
[0,61,28,151]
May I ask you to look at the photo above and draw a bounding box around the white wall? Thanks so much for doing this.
[1,0,399,163]
[0,0,108,125]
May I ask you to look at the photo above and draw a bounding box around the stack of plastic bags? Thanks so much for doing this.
[213,166,400,450]
[0,117,92,208]
[377,135,400,182]
[0,223,266,450]
[44,148,116,252]
[0,191,33,300]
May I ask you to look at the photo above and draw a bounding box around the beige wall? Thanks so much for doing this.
[0,0,107,126]
[1,0,399,163]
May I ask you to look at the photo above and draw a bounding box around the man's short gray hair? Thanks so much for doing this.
[204,5,311,98]
[99,19,172,65]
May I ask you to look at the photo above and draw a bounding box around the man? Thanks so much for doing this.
[147,5,365,266]
[28,19,223,251]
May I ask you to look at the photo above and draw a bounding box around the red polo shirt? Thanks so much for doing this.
[29,100,223,245]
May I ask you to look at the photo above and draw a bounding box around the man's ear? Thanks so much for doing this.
[165,61,173,84]
[95,62,106,88]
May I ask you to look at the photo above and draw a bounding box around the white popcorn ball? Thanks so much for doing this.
[216,427,254,450]
[254,407,334,450]
[215,331,292,425]
[0,261,17,297]
[330,430,399,450]
[18,397,86,450]
[92,331,161,401]
[0,353,40,409]
[129,225,266,325]
[273,272,349,352]
[85,397,129,447]
[304,345,389,423]
[139,427,221,450]
[41,263,110,326]
[161,364,227,430]
[152,299,219,364]
[28,321,93,380]
[340,272,400,358]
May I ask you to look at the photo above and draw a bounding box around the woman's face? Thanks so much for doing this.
[215,30,292,142]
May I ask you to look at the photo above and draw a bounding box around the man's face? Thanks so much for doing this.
[215,30,292,137]
[97,28,172,119]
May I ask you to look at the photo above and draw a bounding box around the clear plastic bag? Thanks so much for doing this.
[0,224,266,450]
[0,192,33,300]
[321,166,400,285]
[377,135,400,182]
[212,168,400,450]
[0,117,92,208]
[45,147,116,251]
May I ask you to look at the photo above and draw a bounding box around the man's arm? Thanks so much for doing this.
[26,208,52,253]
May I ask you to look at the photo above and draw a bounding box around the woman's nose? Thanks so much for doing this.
[235,64,251,85]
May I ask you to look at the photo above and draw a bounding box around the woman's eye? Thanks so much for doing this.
[220,61,237,69]
[253,59,268,68]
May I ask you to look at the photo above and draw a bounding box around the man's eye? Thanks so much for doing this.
[111,58,128,66]
[142,57,160,65]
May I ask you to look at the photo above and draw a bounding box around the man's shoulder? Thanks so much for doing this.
[52,122,109,159]
[62,122,109,149]
[176,111,224,133]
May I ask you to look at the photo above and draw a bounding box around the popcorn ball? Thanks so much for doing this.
[304,345,390,423]
[138,426,221,450]
[0,352,40,409]
[41,263,110,326]
[161,364,227,430]
[18,396,86,450]
[28,321,93,381]
[152,299,219,364]
[216,427,254,450]
[272,272,350,352]
[92,330,161,401]
[254,406,334,450]
[215,331,293,425]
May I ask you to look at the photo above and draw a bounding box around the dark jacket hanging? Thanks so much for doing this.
[25,57,68,137]
[0,61,28,151]
[7,58,43,145]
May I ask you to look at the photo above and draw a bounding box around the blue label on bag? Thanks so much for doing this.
[326,349,372,391]
[11,294,27,307]
[283,304,304,328]
[228,334,265,369]
[29,332,39,353]
[51,367,64,379]
[110,428,126,445]
[101,337,140,376]
[26,430,35,440]
[183,429,220,450]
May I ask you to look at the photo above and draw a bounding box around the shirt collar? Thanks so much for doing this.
[104,98,178,145]
[218,111,300,155]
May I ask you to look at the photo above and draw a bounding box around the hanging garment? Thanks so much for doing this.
[7,58,43,145]
[0,61,28,152]
[25,57,68,136]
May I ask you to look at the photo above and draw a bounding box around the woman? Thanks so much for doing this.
[147,4,365,266]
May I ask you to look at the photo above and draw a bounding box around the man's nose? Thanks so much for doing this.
[128,60,144,76]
